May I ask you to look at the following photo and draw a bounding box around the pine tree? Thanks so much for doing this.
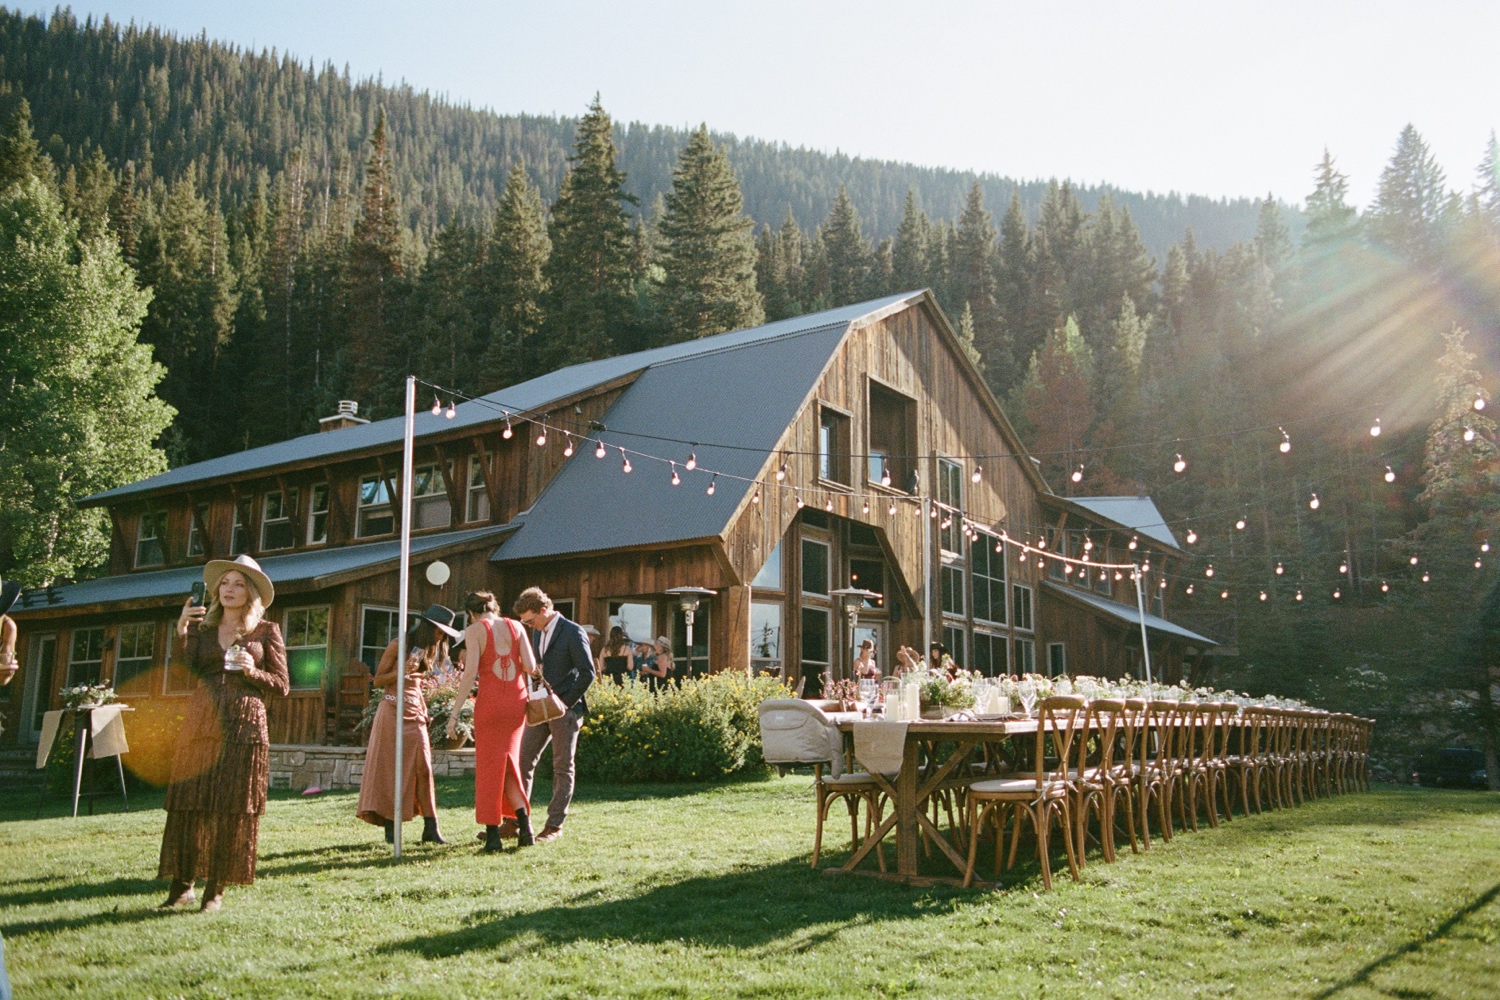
[755,209,805,321]
[892,190,928,292]
[1303,150,1358,248]
[346,107,407,412]
[543,96,638,367]
[993,191,1032,394]
[479,161,550,390]
[0,99,51,191]
[1475,131,1500,236]
[0,176,172,585]
[411,222,485,395]
[1368,124,1457,266]
[1253,194,1293,271]
[820,186,870,306]
[951,181,1005,376]
[1012,315,1096,490]
[955,302,984,372]
[657,125,763,343]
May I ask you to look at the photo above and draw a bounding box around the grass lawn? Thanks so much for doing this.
[1,776,1498,999]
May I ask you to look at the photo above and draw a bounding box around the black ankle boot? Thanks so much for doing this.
[383,819,394,844]
[483,824,503,852]
[421,815,446,844]
[515,807,534,848]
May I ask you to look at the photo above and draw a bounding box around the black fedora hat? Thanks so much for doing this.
[411,604,463,642]
[0,577,20,617]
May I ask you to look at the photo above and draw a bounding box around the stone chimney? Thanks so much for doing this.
[318,400,369,433]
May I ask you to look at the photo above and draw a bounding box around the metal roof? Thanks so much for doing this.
[8,526,509,614]
[1042,581,1218,646]
[491,316,861,562]
[1064,496,1181,550]
[81,293,922,506]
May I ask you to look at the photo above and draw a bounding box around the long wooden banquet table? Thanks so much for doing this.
[832,717,1040,888]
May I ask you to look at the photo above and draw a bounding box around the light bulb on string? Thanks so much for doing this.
[862,499,870,514]
[971,464,982,484]
[1370,417,1382,437]
[1421,571,1430,583]
[1384,466,1396,483]
[1259,591,1268,601]
[1064,563,1074,575]
[1295,589,1304,602]
[685,452,697,471]
[1071,464,1084,483]
[1309,493,1320,510]
[1333,587,1342,599]
[1205,564,1215,578]
[1142,560,1151,572]
[888,501,897,516]
[752,490,761,505]
[1019,551,1028,564]
[1278,427,1291,453]
[1339,560,1349,575]
[595,440,607,459]
[1482,542,1492,553]
[562,434,574,457]
[776,462,787,483]
[1476,559,1484,569]
[793,492,804,509]
[1275,562,1284,576]
[940,517,952,530]
[619,449,632,474]
[1083,538,1094,551]
[1115,571,1124,581]
[1159,577,1167,589]
[502,416,514,440]
[706,475,717,496]
[535,426,547,447]
[670,463,681,486]
[1101,570,1109,581]
[430,397,442,416]
[825,497,834,512]
[931,506,939,519]
[445,401,456,419]
[1173,452,1187,474]
[1038,537,1048,550]
[998,542,1005,555]
[1236,513,1247,531]
[1220,589,1230,600]
[880,469,892,488]
[1186,528,1198,544]
[1185,584,1195,595]
[1476,396,1487,411]
[1409,555,1419,566]
[1380,580,1389,593]
[1463,426,1476,442]
[1127,536,1137,551]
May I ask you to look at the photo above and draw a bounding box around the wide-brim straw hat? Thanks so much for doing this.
[0,577,20,617]
[415,604,464,642]
[204,555,275,608]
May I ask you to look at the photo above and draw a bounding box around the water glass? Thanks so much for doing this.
[1018,680,1037,719]
[223,643,245,672]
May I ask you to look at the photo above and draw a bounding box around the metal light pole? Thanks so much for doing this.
[1133,565,1154,688]
[393,375,416,858]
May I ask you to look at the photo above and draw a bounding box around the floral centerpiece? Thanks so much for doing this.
[919,669,977,716]
[821,676,860,709]
[59,683,117,711]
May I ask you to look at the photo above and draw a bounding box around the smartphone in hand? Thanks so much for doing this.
[190,581,206,607]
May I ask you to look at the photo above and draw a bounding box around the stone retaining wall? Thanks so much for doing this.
[267,744,474,792]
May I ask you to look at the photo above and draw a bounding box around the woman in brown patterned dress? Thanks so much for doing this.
[158,555,287,912]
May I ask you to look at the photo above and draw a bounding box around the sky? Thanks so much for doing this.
[21,1,1500,207]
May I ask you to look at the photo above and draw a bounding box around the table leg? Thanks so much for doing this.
[115,755,130,811]
[896,737,919,876]
[71,720,88,819]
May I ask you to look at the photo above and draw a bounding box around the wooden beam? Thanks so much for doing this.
[376,455,401,533]
[277,475,305,547]
[471,436,500,523]
[108,509,130,572]
[185,492,208,558]
[436,443,463,524]
[323,465,353,542]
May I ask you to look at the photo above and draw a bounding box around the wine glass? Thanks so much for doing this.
[1018,679,1037,719]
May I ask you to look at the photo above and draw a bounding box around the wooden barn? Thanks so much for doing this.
[1,291,1214,748]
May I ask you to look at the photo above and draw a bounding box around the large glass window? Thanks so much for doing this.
[261,488,298,551]
[23,634,58,736]
[1046,528,1066,582]
[68,627,105,687]
[868,381,917,494]
[1014,637,1036,674]
[186,504,210,558]
[801,538,829,597]
[671,605,710,680]
[231,498,252,555]
[608,602,655,647]
[308,484,330,544]
[973,531,1007,624]
[940,559,965,617]
[751,540,784,590]
[973,631,1008,677]
[163,629,197,695]
[284,607,331,690]
[412,464,452,530]
[135,511,167,567]
[1012,584,1034,632]
[358,475,395,538]
[1094,556,1114,595]
[467,455,491,523]
[937,458,963,554]
[848,557,885,608]
[113,622,156,694]
[361,606,403,671]
[751,602,783,676]
[1048,642,1067,677]
[942,624,966,668]
[818,405,851,485]
[800,607,829,682]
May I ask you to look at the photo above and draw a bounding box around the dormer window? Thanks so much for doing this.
[261,488,298,551]
[358,475,394,537]
[412,464,451,530]
[135,512,167,567]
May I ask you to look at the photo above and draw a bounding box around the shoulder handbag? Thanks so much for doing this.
[526,673,568,727]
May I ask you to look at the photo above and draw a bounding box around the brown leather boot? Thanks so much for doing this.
[158,880,195,908]
[200,882,224,912]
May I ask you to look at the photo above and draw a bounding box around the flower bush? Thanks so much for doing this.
[355,664,474,744]
[578,671,791,782]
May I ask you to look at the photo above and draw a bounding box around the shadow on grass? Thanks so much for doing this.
[0,876,162,909]
[1311,881,1500,999]
[378,857,981,959]
[0,902,184,939]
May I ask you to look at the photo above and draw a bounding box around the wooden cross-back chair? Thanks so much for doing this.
[962,695,1085,890]
[1069,698,1127,866]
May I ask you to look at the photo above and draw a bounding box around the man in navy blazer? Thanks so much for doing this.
[514,586,593,842]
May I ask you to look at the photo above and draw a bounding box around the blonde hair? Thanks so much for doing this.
[204,571,266,633]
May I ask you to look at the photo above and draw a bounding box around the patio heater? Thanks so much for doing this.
[665,587,716,675]
[831,587,881,678]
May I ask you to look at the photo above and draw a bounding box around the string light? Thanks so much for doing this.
[685,452,697,471]
[1236,513,1247,530]
[1159,578,1167,589]
[971,465,982,484]
[1278,427,1291,453]
[431,397,442,416]
[1115,571,1124,581]
[706,475,717,496]
[1071,464,1085,483]
[1259,591,1268,601]
[1220,589,1230,600]
[1408,555,1419,566]
[535,426,547,446]
[1173,452,1187,474]
[1421,572,1430,583]
[445,401,456,419]
[1463,426,1476,442]
[1476,559,1484,569]
[1370,417,1382,437]
[1065,563,1075,575]
[752,490,760,505]
[563,434,574,457]
[1142,560,1151,572]
[1127,536,1137,551]
[594,439,607,459]
[888,501,897,516]
[1309,493,1320,510]
[1019,551,1028,564]
[940,517,952,530]
[670,462,681,486]
[862,499,870,514]
[1380,580,1389,593]
[1339,560,1349,575]
[620,449,632,474]
[1185,584,1194,595]
[502,415,514,439]
[1333,588,1342,599]
[825,497,834,512]
[1038,537,1049,550]
[1186,528,1198,544]
[1275,562,1284,575]
[776,462,787,483]
[931,506,939,519]
[1483,542,1492,553]
[1476,396,1487,411]
[1384,466,1396,483]
[880,469,892,488]
[1084,538,1094,551]
[1205,564,1215,578]
[1295,588,1304,602]
[795,492,804,509]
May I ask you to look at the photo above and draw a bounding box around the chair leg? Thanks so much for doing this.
[1033,804,1053,891]
[1057,800,1082,883]
[963,799,982,888]
[811,788,827,869]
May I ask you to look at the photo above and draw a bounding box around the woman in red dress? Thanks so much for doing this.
[449,590,538,851]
